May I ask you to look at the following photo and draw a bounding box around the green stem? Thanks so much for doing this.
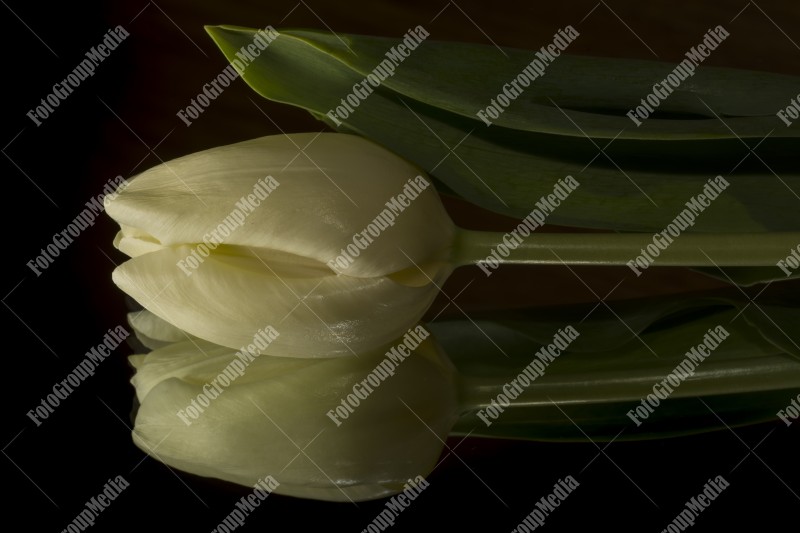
[457,354,800,413]
[452,355,800,441]
[459,355,800,436]
[452,228,800,268]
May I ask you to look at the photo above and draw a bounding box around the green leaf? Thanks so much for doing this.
[206,26,800,234]
[279,29,800,140]
[741,303,800,359]
[444,294,733,356]
[451,389,795,442]
[693,266,800,287]
[431,304,800,440]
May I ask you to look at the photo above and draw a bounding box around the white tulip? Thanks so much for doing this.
[106,133,454,358]
[130,335,458,502]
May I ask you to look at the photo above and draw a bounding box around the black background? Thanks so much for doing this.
[3,1,799,531]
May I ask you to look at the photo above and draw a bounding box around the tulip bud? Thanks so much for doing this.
[130,336,458,502]
[106,134,454,358]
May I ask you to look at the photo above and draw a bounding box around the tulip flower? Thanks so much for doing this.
[130,334,459,502]
[106,133,454,358]
[107,133,800,359]
[129,311,800,502]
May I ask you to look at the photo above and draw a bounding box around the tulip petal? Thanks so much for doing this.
[129,331,170,351]
[130,339,234,402]
[126,309,197,350]
[113,225,165,258]
[127,309,187,341]
[131,339,458,502]
[113,244,447,357]
[105,134,454,277]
